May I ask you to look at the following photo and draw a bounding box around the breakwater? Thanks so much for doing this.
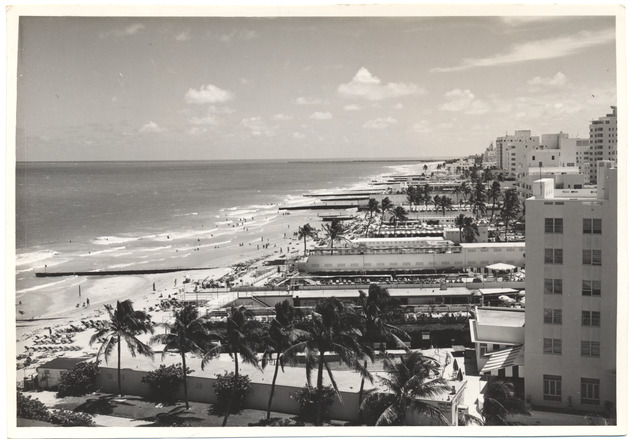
[35,267,210,278]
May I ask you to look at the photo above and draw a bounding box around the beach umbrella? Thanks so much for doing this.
[452,358,459,371]
[457,369,464,381]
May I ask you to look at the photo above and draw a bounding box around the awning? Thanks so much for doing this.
[486,263,516,271]
[480,345,523,373]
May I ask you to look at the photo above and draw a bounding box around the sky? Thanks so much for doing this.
[14,13,618,161]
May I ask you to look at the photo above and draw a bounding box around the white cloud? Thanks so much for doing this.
[175,30,191,42]
[528,71,568,87]
[185,84,234,104]
[189,115,218,126]
[440,89,490,115]
[241,117,275,137]
[100,23,145,38]
[338,67,425,101]
[432,28,615,72]
[310,112,333,120]
[139,121,166,133]
[186,127,207,136]
[206,106,235,114]
[412,120,431,133]
[293,132,306,139]
[393,103,404,110]
[273,114,294,121]
[343,104,362,111]
[363,117,397,129]
[296,97,323,105]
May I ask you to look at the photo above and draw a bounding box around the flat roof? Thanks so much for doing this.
[476,307,525,327]
[354,237,445,243]
[293,286,474,299]
[478,288,520,296]
[36,356,91,371]
[460,242,525,248]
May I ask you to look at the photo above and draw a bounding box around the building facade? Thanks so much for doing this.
[587,106,617,182]
[524,162,617,414]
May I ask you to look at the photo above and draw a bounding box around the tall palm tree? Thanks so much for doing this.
[378,197,393,235]
[261,300,308,421]
[357,285,409,423]
[89,300,154,397]
[488,181,502,222]
[364,198,380,238]
[461,182,472,209]
[499,189,521,241]
[480,379,531,425]
[406,186,417,211]
[202,306,261,426]
[362,352,450,426]
[391,206,408,236]
[421,185,432,212]
[454,214,466,243]
[437,196,453,217]
[471,182,487,219]
[482,167,493,183]
[321,218,349,255]
[462,216,480,243]
[297,223,316,255]
[296,298,371,426]
[150,305,209,410]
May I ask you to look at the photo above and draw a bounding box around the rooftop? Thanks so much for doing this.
[293,286,475,299]
[475,306,525,327]
[36,356,92,371]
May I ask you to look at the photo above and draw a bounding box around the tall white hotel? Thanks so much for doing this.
[524,161,618,415]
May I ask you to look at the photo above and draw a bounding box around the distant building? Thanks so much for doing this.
[587,106,617,182]
[524,161,617,413]
[496,130,540,177]
[36,357,91,390]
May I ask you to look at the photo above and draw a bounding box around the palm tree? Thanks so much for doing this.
[488,181,502,222]
[202,306,261,426]
[406,186,417,211]
[437,196,453,217]
[462,217,480,243]
[454,214,466,243]
[391,206,408,236]
[378,197,393,235]
[357,285,409,423]
[499,189,521,241]
[364,199,380,237]
[150,305,209,409]
[460,182,471,209]
[89,300,154,397]
[482,167,493,183]
[480,379,531,425]
[362,352,450,426]
[297,223,316,255]
[321,218,349,255]
[421,185,432,211]
[471,182,487,219]
[262,300,308,421]
[296,297,371,426]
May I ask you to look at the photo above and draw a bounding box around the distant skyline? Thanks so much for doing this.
[15,14,617,161]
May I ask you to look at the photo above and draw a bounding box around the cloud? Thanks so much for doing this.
[293,132,306,139]
[310,112,333,120]
[186,127,207,136]
[527,71,568,87]
[100,23,145,38]
[241,117,275,136]
[185,84,234,104]
[296,96,323,105]
[393,103,404,110]
[440,89,490,115]
[363,117,397,129]
[343,104,362,111]
[338,67,425,101]
[189,115,218,126]
[432,28,615,72]
[139,121,166,133]
[175,30,191,42]
[273,114,294,121]
[412,120,431,133]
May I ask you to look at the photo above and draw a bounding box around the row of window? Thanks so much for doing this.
[543,376,600,405]
[543,279,602,296]
[543,309,600,326]
[544,249,601,265]
[544,218,602,234]
[543,338,600,357]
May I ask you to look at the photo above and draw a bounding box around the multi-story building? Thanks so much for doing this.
[558,137,590,169]
[496,130,540,177]
[524,161,617,414]
[587,106,617,182]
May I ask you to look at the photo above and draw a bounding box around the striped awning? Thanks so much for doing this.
[480,345,523,373]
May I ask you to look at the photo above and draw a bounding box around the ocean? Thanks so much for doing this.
[15,159,432,296]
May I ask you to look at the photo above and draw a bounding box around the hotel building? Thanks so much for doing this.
[587,106,617,182]
[524,161,617,414]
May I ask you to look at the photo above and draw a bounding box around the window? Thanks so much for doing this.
[544,278,563,295]
[544,308,562,325]
[583,250,602,266]
[492,344,500,351]
[544,338,562,354]
[582,280,601,296]
[584,218,602,234]
[582,311,600,327]
[581,341,600,357]
[581,378,600,405]
[545,218,554,233]
[545,248,563,264]
[480,343,487,356]
[544,375,562,401]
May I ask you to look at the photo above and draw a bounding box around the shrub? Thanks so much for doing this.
[294,386,336,424]
[57,361,99,398]
[49,409,95,426]
[141,363,192,403]
[212,372,252,414]
[17,391,50,422]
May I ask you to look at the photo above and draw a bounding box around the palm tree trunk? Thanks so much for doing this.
[181,351,189,410]
[490,201,495,222]
[222,353,239,426]
[303,235,307,255]
[117,335,122,396]
[316,352,325,426]
[357,359,368,424]
[330,241,334,256]
[266,352,281,421]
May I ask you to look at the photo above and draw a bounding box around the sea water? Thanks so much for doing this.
[15,160,431,295]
